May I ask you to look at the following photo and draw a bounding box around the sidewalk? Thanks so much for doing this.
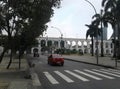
[0,56,32,89]
[62,54,120,69]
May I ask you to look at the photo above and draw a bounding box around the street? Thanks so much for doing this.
[27,54,120,89]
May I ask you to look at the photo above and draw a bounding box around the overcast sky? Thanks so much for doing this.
[45,0,113,39]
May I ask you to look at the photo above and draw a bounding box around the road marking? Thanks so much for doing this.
[92,69,120,77]
[54,71,74,83]
[109,69,120,73]
[84,69,114,79]
[64,70,89,82]
[101,69,120,75]
[31,73,41,86]
[43,72,59,84]
[74,70,102,80]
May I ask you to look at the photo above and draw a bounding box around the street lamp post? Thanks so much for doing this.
[84,0,99,64]
[100,9,104,57]
[51,26,63,53]
[51,26,63,39]
[84,0,97,14]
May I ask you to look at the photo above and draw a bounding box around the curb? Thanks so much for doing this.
[64,58,117,69]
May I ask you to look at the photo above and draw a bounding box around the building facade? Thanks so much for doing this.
[32,37,114,56]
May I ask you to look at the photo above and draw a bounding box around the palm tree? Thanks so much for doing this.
[86,21,101,56]
[92,12,104,57]
[102,11,117,57]
[86,24,94,56]
[102,0,120,58]
[92,9,111,57]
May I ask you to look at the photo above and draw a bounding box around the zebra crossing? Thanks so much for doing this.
[40,68,120,85]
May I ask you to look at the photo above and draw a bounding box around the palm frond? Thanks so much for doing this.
[85,24,90,28]
[86,30,90,39]
[102,0,107,7]
[92,14,100,19]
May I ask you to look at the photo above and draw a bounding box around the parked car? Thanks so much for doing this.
[48,54,64,66]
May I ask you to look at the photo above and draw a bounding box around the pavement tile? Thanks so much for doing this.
[0,56,31,89]
[7,81,31,89]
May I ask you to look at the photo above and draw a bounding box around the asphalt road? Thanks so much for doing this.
[27,55,120,89]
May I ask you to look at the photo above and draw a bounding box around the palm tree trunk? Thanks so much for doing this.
[101,25,104,57]
[91,36,94,56]
[101,29,104,57]
[113,26,117,58]
[101,38,104,57]
[117,23,120,59]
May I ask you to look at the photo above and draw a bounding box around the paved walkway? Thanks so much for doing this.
[0,56,32,89]
[63,54,120,69]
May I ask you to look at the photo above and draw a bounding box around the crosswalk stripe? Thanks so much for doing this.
[84,69,114,79]
[43,72,59,84]
[64,70,89,82]
[109,69,120,73]
[42,69,120,85]
[74,70,102,80]
[101,69,120,75]
[54,71,74,83]
[92,69,120,77]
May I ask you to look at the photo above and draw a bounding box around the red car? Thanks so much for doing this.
[48,54,64,66]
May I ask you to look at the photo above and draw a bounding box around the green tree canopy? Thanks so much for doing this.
[0,0,61,52]
[0,0,62,67]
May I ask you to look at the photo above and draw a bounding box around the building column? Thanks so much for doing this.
[87,41,91,53]
[63,40,67,48]
[58,40,60,49]
[76,41,78,51]
[70,41,72,50]
[108,42,111,54]
[66,40,68,49]
[45,40,48,47]
[104,42,106,54]
[81,41,84,53]
[103,42,105,54]
[93,40,96,54]
[98,41,100,53]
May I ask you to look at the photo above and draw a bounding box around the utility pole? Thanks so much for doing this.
[100,9,104,57]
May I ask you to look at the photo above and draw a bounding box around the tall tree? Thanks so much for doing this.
[102,0,120,58]
[0,0,62,69]
[86,24,94,56]
[86,20,101,56]
[92,10,108,57]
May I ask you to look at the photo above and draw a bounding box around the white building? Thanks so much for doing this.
[32,37,113,56]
